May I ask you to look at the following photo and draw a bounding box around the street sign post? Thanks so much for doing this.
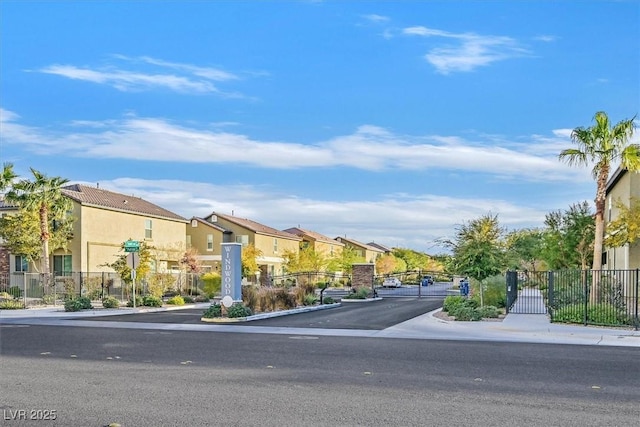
[124,240,140,253]
[123,240,140,308]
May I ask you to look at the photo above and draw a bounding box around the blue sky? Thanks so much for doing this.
[1,1,638,254]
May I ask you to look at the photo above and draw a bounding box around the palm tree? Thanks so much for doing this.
[559,111,638,301]
[5,168,71,283]
[0,162,17,192]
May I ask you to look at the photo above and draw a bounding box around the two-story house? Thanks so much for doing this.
[334,236,385,263]
[604,167,640,269]
[283,227,344,260]
[60,184,189,274]
[197,212,301,279]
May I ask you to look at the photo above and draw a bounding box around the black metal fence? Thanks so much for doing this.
[373,271,456,297]
[0,271,204,308]
[508,269,639,329]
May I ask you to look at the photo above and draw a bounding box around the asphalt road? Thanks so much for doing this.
[74,297,445,329]
[1,319,639,426]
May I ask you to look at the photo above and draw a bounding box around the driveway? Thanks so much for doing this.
[75,297,444,330]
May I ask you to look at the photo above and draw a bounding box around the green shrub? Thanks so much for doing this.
[64,299,83,312]
[77,296,93,310]
[0,300,25,309]
[8,286,22,298]
[227,303,252,318]
[202,303,222,318]
[451,305,483,321]
[477,305,500,318]
[344,287,371,300]
[0,291,14,300]
[202,273,221,297]
[478,275,507,308]
[142,295,163,307]
[126,296,143,307]
[553,303,631,326]
[166,295,185,306]
[182,295,195,304]
[443,295,467,312]
[82,276,103,300]
[102,296,120,309]
[322,296,335,304]
[303,294,318,306]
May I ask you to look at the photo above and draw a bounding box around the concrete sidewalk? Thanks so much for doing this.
[1,303,639,347]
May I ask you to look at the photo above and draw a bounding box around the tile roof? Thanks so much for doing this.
[367,242,393,252]
[208,212,301,241]
[283,227,344,246]
[335,236,384,252]
[62,184,188,222]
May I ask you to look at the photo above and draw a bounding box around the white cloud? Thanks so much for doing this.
[534,35,557,42]
[402,25,529,74]
[1,108,588,182]
[88,177,550,254]
[363,14,390,23]
[35,55,244,95]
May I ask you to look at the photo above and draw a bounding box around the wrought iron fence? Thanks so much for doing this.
[0,271,207,308]
[508,269,639,329]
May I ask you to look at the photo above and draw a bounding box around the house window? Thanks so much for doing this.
[207,234,214,251]
[14,255,28,272]
[273,238,278,253]
[53,255,72,276]
[236,235,249,246]
[145,219,153,239]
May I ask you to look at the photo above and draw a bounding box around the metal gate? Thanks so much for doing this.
[373,271,456,298]
[506,271,548,314]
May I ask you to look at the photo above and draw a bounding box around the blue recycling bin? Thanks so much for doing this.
[460,280,469,296]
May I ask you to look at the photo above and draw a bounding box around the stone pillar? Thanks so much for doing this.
[352,263,374,288]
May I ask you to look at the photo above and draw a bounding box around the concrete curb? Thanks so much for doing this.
[201,303,342,323]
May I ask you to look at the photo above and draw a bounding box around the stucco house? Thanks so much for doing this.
[1,184,189,276]
[604,167,640,269]
[283,227,344,260]
[198,212,301,279]
[186,216,230,272]
[334,236,385,263]
[367,241,393,255]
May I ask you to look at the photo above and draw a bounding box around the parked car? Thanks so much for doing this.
[382,277,402,288]
[421,276,434,286]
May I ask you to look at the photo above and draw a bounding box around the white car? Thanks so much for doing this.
[382,277,402,288]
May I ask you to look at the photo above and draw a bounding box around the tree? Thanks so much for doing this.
[4,168,72,280]
[241,244,262,278]
[559,111,638,276]
[0,208,74,271]
[326,246,364,274]
[444,214,506,282]
[375,253,406,275]
[282,246,327,273]
[0,162,17,192]
[540,202,594,270]
[505,228,545,272]
[604,197,640,248]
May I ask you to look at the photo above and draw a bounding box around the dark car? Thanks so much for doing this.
[421,276,434,286]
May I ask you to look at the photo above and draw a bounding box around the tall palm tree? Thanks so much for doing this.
[5,168,71,282]
[559,111,638,300]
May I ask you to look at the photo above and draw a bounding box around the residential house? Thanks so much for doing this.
[186,217,230,272]
[334,236,385,263]
[59,184,189,274]
[283,227,344,260]
[604,167,640,269]
[200,212,301,279]
[367,241,393,255]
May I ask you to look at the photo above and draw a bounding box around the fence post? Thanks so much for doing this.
[583,270,588,326]
[635,269,639,332]
[79,271,83,298]
[548,271,554,320]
